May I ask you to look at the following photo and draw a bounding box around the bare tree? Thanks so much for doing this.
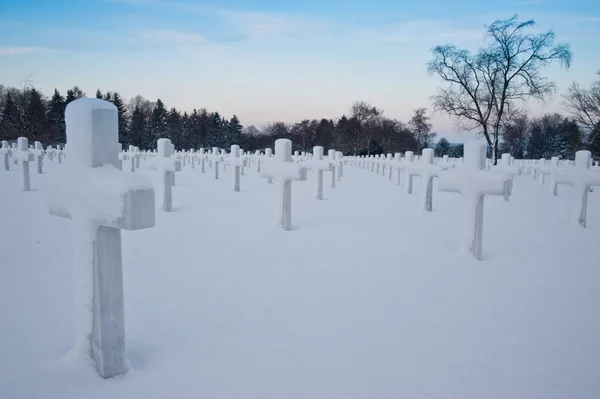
[428,15,571,163]
[563,72,600,133]
[349,101,381,155]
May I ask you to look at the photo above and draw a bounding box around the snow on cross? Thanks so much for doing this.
[553,150,600,228]
[210,147,223,180]
[16,137,34,191]
[305,145,332,200]
[47,98,156,378]
[0,140,11,171]
[404,148,443,212]
[156,138,177,212]
[261,139,308,231]
[225,144,247,192]
[438,142,510,260]
[34,141,45,174]
[327,149,339,188]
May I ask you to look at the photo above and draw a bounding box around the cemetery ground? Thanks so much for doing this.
[1,157,599,399]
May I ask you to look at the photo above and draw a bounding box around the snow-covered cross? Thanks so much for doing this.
[553,150,600,227]
[16,137,34,191]
[254,150,262,173]
[210,147,223,180]
[0,140,11,171]
[328,149,339,188]
[305,145,332,200]
[156,138,177,211]
[490,153,521,201]
[438,142,510,260]
[33,141,45,174]
[404,148,443,211]
[261,139,308,230]
[47,98,155,378]
[225,144,247,192]
[264,148,273,183]
[336,151,344,180]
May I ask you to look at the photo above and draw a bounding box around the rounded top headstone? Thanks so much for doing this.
[17,137,28,151]
[313,146,324,158]
[575,150,591,170]
[421,148,434,164]
[463,141,486,170]
[394,153,401,161]
[274,139,292,162]
[157,138,171,157]
[231,144,240,156]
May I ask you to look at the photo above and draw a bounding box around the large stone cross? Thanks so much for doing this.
[261,139,307,230]
[553,150,600,227]
[47,98,155,378]
[438,142,509,260]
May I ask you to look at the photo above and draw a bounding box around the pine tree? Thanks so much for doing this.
[109,92,128,144]
[165,107,182,148]
[0,92,21,140]
[227,115,243,147]
[65,86,85,105]
[47,89,66,144]
[23,88,47,142]
[149,99,167,146]
[96,89,103,99]
[129,105,148,149]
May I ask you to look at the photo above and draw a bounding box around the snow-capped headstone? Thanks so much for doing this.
[553,150,600,227]
[261,139,308,230]
[47,98,155,378]
[34,141,44,174]
[405,148,442,211]
[490,153,520,201]
[225,145,247,192]
[255,150,262,173]
[438,142,509,260]
[336,151,344,180]
[211,147,222,180]
[16,137,34,191]
[264,148,273,183]
[328,149,338,188]
[305,146,332,200]
[0,140,11,171]
[156,138,176,212]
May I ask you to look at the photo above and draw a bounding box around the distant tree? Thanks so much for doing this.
[65,86,85,104]
[129,105,148,149]
[165,107,183,147]
[46,89,66,144]
[563,72,600,134]
[227,115,243,147]
[449,143,464,158]
[434,138,451,156]
[95,89,103,99]
[0,92,21,140]
[408,108,434,152]
[149,99,168,145]
[23,88,47,142]
[501,113,529,158]
[428,15,571,163]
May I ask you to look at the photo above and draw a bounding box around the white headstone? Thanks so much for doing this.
[327,149,339,188]
[261,139,307,230]
[34,141,45,174]
[47,98,155,378]
[157,138,176,211]
[211,147,222,180]
[404,148,443,211]
[438,142,510,260]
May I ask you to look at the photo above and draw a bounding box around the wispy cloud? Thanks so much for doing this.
[0,46,49,56]
[135,29,207,47]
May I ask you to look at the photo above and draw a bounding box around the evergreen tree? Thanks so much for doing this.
[129,105,148,149]
[65,86,85,105]
[109,92,128,144]
[46,89,66,144]
[23,88,47,142]
[104,92,112,102]
[434,138,451,156]
[557,118,583,159]
[227,115,243,147]
[165,107,183,148]
[149,99,168,145]
[96,89,103,99]
[0,92,21,140]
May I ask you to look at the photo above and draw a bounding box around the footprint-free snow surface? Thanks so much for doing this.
[1,161,599,399]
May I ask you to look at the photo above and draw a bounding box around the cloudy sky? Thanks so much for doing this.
[1,0,599,142]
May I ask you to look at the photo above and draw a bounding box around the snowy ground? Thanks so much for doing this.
[1,159,599,399]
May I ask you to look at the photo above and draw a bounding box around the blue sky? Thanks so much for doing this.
[1,0,599,142]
